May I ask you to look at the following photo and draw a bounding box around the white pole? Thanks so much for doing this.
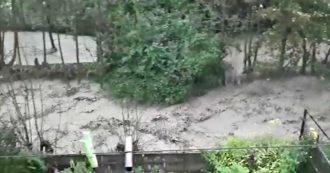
[125,136,133,172]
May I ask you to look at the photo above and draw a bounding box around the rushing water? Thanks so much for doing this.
[3,31,97,65]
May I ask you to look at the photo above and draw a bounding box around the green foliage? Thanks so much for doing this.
[204,137,309,173]
[60,160,91,173]
[102,0,226,104]
[134,166,160,173]
[0,126,45,173]
[258,0,330,72]
[0,155,46,173]
[216,164,249,173]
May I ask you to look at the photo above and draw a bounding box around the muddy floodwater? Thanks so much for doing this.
[1,76,330,154]
[2,31,96,65]
[1,32,330,154]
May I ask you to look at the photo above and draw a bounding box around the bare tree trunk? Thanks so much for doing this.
[48,31,56,50]
[30,83,42,141]
[244,38,248,71]
[95,0,103,62]
[42,31,47,64]
[74,0,80,64]
[6,83,32,149]
[252,39,260,70]
[74,19,80,83]
[247,36,253,68]
[57,33,65,66]
[75,33,80,64]
[243,9,254,73]
[8,0,20,66]
[0,31,5,67]
[47,16,57,50]
[310,42,317,75]
[7,31,19,66]
[300,37,308,74]
[14,31,22,65]
[17,40,22,65]
[279,32,288,71]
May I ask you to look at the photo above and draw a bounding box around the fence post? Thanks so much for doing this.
[299,109,308,140]
[125,136,133,173]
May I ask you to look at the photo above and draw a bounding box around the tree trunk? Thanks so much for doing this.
[247,35,253,69]
[310,42,317,75]
[95,0,103,62]
[42,31,47,64]
[15,31,22,65]
[7,31,19,66]
[0,31,5,67]
[279,34,288,71]
[74,0,80,64]
[96,35,103,62]
[75,33,80,64]
[244,38,248,71]
[252,39,260,70]
[322,48,330,64]
[57,33,65,66]
[48,31,56,50]
[46,16,56,50]
[244,9,253,73]
[300,37,308,74]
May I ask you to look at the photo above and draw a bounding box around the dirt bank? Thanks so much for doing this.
[1,76,330,154]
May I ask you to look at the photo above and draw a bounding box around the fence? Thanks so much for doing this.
[299,109,330,173]
[41,109,330,173]
[46,152,206,173]
[1,109,328,173]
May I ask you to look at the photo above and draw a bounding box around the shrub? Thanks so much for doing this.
[60,160,91,173]
[204,137,309,173]
[101,0,226,104]
[0,155,46,173]
[0,127,46,173]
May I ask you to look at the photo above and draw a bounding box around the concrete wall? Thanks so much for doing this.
[46,152,207,173]
[45,148,330,173]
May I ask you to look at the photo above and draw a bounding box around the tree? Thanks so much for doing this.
[100,0,226,104]
[258,0,329,73]
[44,0,57,51]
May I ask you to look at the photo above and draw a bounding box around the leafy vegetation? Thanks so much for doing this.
[204,137,309,173]
[101,0,226,104]
[60,160,91,173]
[134,166,160,173]
[0,155,46,173]
[0,124,46,173]
[259,0,330,73]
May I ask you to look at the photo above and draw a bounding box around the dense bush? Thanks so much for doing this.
[0,127,45,173]
[60,161,91,173]
[204,137,309,173]
[101,0,226,104]
[0,155,45,173]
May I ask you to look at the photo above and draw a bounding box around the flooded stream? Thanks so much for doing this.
[3,31,96,65]
[1,32,330,154]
